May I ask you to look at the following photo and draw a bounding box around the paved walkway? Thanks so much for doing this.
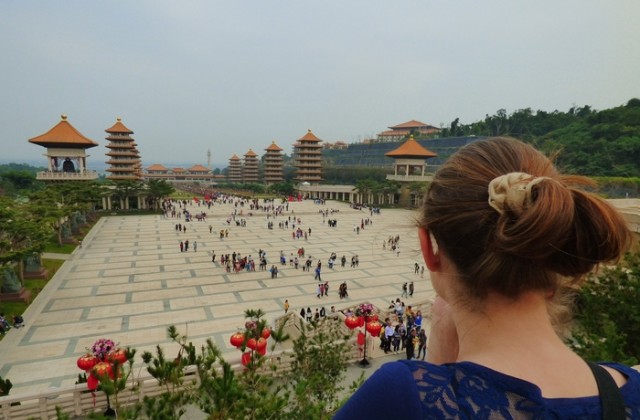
[0,199,435,396]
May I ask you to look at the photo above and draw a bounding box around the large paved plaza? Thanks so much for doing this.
[0,199,435,396]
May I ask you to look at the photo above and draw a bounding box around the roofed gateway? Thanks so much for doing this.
[28,115,99,181]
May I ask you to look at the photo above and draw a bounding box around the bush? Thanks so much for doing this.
[570,252,640,365]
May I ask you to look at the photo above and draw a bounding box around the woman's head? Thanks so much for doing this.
[420,137,631,300]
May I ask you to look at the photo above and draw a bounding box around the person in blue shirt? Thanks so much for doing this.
[335,137,640,419]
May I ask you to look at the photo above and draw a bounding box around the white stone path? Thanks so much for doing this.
[0,199,435,396]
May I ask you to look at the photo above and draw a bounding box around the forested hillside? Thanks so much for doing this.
[439,98,640,177]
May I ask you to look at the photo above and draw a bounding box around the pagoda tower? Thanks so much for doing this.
[228,154,242,183]
[263,141,284,185]
[104,118,142,181]
[243,149,259,183]
[28,114,99,181]
[293,129,323,184]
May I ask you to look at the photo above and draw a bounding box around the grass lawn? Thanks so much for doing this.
[43,242,77,254]
[0,258,64,341]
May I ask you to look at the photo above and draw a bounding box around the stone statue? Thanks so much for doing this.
[61,223,72,238]
[24,253,42,273]
[1,268,21,293]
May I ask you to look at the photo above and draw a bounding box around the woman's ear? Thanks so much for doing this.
[419,227,441,271]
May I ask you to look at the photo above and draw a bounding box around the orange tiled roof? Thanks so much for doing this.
[389,120,436,129]
[147,164,168,171]
[297,129,321,142]
[105,117,133,134]
[265,141,283,151]
[189,164,210,172]
[385,136,437,158]
[245,149,257,157]
[230,154,240,161]
[172,167,186,172]
[28,115,98,149]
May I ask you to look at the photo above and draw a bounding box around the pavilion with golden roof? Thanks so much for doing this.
[385,135,437,205]
[28,114,99,181]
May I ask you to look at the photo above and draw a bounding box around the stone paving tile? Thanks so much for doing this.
[0,199,435,396]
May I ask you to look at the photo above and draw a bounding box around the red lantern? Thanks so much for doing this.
[107,348,127,364]
[87,374,99,391]
[261,328,271,339]
[357,332,365,346]
[258,345,267,356]
[230,332,245,348]
[92,362,114,380]
[357,316,365,327]
[241,352,252,366]
[77,354,99,371]
[246,338,258,350]
[370,314,379,323]
[256,337,267,351]
[365,321,382,337]
[344,316,359,330]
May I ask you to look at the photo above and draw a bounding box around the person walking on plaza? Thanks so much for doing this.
[409,281,414,297]
[284,299,290,314]
[193,241,197,252]
[314,265,322,281]
[179,241,184,252]
[401,282,408,298]
[417,329,427,360]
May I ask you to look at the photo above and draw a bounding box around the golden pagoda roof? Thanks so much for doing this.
[28,114,98,149]
[265,141,283,151]
[389,120,436,129]
[230,154,240,161]
[147,164,168,171]
[105,117,134,134]
[385,136,437,158]
[189,164,210,172]
[297,129,321,142]
[244,149,258,157]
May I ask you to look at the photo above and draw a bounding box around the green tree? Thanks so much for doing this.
[146,180,174,209]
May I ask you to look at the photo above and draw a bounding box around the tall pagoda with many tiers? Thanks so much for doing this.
[293,129,323,184]
[104,118,142,181]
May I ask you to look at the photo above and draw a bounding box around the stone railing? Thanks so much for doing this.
[36,170,98,181]
[385,174,434,182]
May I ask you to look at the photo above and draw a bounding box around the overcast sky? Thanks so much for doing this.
[2,1,639,168]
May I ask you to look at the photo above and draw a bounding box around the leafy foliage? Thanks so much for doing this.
[439,99,640,178]
[570,252,640,365]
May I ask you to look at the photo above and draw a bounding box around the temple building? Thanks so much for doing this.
[293,129,323,184]
[143,164,214,183]
[263,141,284,185]
[28,114,99,181]
[228,154,242,183]
[242,149,259,183]
[104,118,143,181]
[377,120,440,142]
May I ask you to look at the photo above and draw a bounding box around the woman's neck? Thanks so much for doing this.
[453,291,569,367]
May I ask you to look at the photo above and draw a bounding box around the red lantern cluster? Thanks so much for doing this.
[230,325,272,367]
[77,344,128,392]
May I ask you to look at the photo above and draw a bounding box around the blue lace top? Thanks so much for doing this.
[335,360,640,419]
